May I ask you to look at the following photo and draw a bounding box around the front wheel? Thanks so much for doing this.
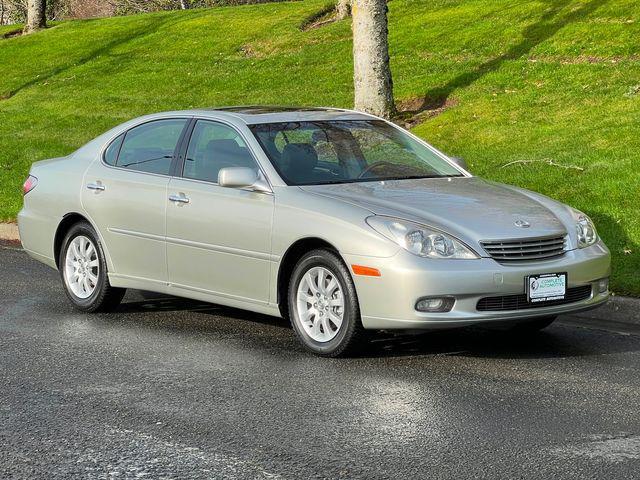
[59,221,125,312]
[288,249,366,357]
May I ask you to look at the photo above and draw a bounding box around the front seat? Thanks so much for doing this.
[281,143,319,184]
[198,139,255,182]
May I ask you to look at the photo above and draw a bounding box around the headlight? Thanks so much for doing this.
[575,213,598,248]
[366,216,479,259]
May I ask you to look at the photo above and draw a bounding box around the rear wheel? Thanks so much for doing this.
[59,222,125,312]
[288,249,366,357]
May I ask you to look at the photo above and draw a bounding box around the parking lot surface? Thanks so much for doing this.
[2,246,640,479]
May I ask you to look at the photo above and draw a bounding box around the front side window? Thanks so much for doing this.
[249,120,462,185]
[116,119,187,175]
[183,120,258,183]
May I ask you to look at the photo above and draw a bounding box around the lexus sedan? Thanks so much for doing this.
[19,106,611,356]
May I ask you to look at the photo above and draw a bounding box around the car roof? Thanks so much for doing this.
[162,106,377,125]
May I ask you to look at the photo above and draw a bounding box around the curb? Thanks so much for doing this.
[1,223,639,328]
[0,222,19,241]
[0,223,20,248]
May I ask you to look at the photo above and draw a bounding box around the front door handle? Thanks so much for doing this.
[87,182,105,192]
[169,193,190,204]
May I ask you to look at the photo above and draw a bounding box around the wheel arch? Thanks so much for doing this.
[53,213,110,270]
[276,237,344,318]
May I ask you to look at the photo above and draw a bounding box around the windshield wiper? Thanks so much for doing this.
[372,175,451,181]
[301,174,464,186]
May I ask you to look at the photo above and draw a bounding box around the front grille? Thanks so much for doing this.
[476,285,592,312]
[481,235,566,262]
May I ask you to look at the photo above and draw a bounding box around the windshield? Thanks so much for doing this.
[249,120,463,186]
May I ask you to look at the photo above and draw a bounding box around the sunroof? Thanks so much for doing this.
[212,106,339,114]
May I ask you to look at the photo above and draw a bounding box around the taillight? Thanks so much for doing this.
[23,175,38,195]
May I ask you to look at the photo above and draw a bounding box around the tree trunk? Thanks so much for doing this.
[336,0,350,20]
[180,0,190,9]
[351,0,395,118]
[24,0,46,33]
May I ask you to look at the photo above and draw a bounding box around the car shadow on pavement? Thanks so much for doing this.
[108,291,640,361]
[113,290,290,330]
[365,323,640,360]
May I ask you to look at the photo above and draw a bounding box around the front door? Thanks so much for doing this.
[165,119,274,304]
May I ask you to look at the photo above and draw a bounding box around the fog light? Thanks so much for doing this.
[598,278,609,294]
[415,296,454,313]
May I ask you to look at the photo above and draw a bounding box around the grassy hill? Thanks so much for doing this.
[0,24,21,36]
[0,0,638,295]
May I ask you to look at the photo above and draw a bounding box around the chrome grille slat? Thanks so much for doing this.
[485,239,565,248]
[485,243,565,253]
[483,237,564,248]
[500,251,565,260]
[481,234,567,262]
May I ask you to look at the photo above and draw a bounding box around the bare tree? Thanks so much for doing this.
[351,0,394,118]
[336,0,350,20]
[24,0,46,32]
[66,0,114,19]
[107,0,193,15]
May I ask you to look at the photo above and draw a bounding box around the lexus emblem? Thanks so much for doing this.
[514,219,531,228]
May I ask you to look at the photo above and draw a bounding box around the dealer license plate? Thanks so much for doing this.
[527,273,567,303]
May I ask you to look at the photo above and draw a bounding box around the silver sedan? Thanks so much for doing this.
[18,107,611,356]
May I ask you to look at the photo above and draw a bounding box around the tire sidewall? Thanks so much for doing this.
[288,250,361,356]
[59,222,108,311]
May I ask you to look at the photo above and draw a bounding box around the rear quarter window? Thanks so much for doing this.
[103,134,124,166]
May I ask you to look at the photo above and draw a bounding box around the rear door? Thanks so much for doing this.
[165,119,274,304]
[82,118,189,284]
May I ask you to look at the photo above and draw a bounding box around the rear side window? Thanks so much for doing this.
[103,134,124,166]
[116,119,187,175]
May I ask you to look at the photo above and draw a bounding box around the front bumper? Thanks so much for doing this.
[343,240,611,330]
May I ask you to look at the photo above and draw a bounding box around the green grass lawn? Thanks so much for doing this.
[0,0,638,294]
[0,24,21,37]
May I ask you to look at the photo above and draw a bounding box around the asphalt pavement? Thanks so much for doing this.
[2,244,640,479]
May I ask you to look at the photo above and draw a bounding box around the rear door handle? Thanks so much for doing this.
[169,193,190,204]
[87,182,105,192]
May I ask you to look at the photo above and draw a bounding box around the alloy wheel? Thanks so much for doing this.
[296,266,345,342]
[64,235,99,299]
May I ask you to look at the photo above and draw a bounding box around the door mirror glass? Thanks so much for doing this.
[218,167,259,189]
[450,156,469,171]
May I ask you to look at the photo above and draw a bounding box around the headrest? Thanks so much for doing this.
[281,143,318,174]
[206,139,242,154]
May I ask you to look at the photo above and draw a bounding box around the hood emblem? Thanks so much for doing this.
[514,219,531,228]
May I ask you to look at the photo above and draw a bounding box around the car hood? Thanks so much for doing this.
[301,177,570,249]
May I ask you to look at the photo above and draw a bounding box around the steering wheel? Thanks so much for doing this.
[357,161,397,179]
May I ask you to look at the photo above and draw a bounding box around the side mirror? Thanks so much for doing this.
[450,156,469,171]
[218,167,271,193]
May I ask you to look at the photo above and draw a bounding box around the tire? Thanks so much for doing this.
[58,221,125,312]
[288,249,367,357]
[509,315,557,333]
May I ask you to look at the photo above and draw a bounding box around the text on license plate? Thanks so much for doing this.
[527,273,567,303]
